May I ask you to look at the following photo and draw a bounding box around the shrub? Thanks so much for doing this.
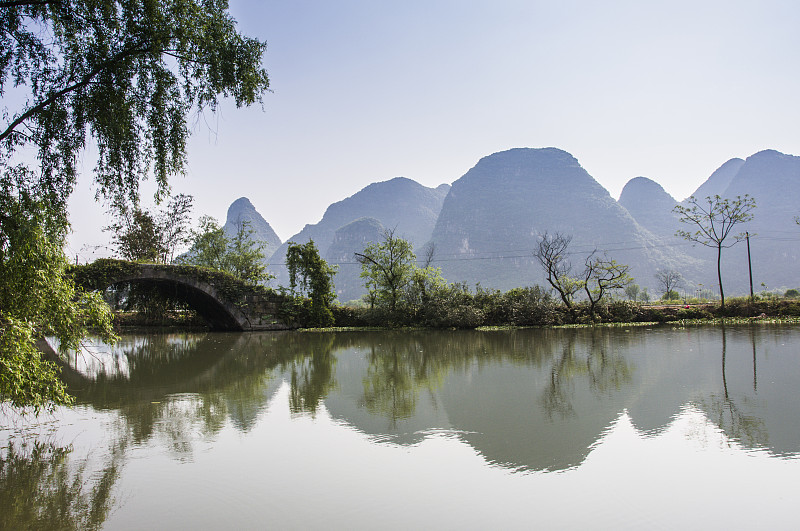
[602,300,641,322]
[676,307,712,320]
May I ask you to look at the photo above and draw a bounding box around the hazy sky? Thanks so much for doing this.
[66,0,800,261]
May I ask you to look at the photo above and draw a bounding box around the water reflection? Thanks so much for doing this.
[699,326,768,452]
[42,325,800,471]
[5,325,800,528]
[0,435,124,530]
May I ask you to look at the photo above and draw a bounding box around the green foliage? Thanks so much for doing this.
[475,286,562,326]
[784,289,799,299]
[662,290,681,301]
[0,183,115,413]
[405,280,485,328]
[106,208,164,262]
[356,229,416,313]
[624,284,640,302]
[180,216,228,270]
[402,266,448,319]
[0,440,120,530]
[601,300,640,323]
[71,258,277,308]
[1,1,269,208]
[285,240,337,327]
[105,193,193,263]
[226,220,269,285]
[639,288,651,303]
[676,307,713,320]
[0,1,269,410]
[179,216,271,285]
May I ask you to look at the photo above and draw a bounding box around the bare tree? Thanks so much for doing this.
[420,242,436,269]
[655,269,683,300]
[674,195,755,307]
[581,252,633,319]
[534,232,582,316]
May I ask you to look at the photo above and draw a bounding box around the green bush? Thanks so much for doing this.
[602,300,641,322]
[676,307,713,320]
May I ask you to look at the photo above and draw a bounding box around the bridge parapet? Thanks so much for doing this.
[70,259,296,331]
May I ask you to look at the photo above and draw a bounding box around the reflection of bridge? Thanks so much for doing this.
[71,259,294,331]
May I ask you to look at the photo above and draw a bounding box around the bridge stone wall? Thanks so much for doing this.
[72,260,296,331]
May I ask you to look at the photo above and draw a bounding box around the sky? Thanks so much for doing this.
[66,0,800,261]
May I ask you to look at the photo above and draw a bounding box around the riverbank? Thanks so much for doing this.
[329,297,800,329]
[110,297,800,332]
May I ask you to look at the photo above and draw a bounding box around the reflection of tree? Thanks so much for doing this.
[288,334,337,417]
[702,326,767,449]
[585,330,633,394]
[0,439,123,530]
[64,333,287,455]
[540,330,633,419]
[56,328,640,457]
[59,331,344,454]
[360,342,422,426]
[541,339,579,419]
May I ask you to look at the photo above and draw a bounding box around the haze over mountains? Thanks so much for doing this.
[236,147,799,301]
[223,197,283,259]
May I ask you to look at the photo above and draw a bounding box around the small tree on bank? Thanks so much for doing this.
[655,269,683,300]
[286,240,337,327]
[355,229,416,314]
[105,193,194,263]
[534,232,582,317]
[674,195,756,307]
[581,253,633,318]
[534,232,632,320]
[180,216,271,285]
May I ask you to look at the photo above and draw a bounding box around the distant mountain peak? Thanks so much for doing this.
[228,196,255,211]
[688,158,744,201]
[619,177,675,204]
[618,176,680,239]
[476,147,581,168]
[222,196,282,258]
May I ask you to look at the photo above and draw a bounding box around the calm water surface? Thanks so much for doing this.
[2,325,800,529]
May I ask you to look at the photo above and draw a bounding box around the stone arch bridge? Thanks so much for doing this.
[71,259,295,331]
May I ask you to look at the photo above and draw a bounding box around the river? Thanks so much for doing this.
[2,324,799,529]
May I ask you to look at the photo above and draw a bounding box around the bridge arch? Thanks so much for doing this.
[71,260,294,331]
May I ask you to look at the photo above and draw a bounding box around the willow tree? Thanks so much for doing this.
[674,195,755,307]
[0,1,270,410]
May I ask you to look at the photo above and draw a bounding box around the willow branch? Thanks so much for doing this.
[0,41,150,143]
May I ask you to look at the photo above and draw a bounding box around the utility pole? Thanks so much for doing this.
[746,232,754,300]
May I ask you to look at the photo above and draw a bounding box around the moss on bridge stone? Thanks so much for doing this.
[69,259,296,330]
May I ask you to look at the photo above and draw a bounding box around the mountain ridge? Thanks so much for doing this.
[222,147,799,298]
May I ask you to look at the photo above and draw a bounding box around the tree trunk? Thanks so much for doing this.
[717,244,725,307]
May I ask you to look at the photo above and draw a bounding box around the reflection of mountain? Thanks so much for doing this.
[56,326,800,472]
[320,327,800,469]
[322,329,635,471]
